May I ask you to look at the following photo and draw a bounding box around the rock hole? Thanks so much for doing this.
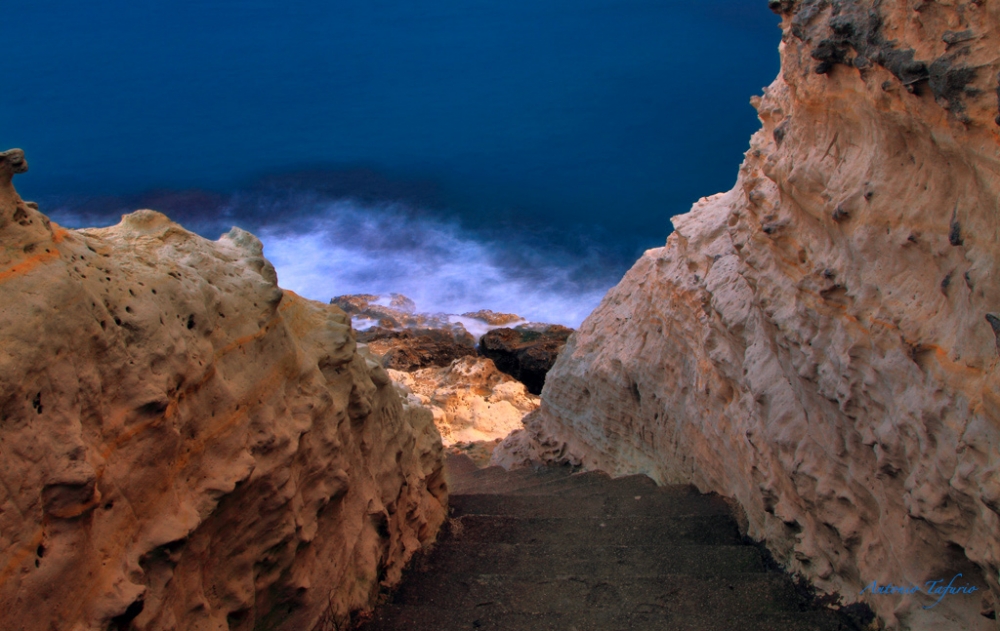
[125,306,133,314]
[909,344,935,371]
[151,289,156,294]
[226,609,250,630]
[941,272,953,294]
[32,392,43,414]
[108,599,144,631]
[820,285,849,307]
[138,400,168,416]
[372,512,390,539]
[186,315,195,330]
[36,544,45,558]
[949,218,963,246]
[128,289,135,296]
[114,317,122,326]
[986,314,1000,353]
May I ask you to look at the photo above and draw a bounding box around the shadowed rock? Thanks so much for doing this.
[361,326,477,371]
[479,325,573,395]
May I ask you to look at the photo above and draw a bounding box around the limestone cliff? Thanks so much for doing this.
[0,150,447,631]
[495,2,1000,629]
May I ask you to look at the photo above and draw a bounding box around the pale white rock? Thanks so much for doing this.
[389,356,539,446]
[496,3,1000,629]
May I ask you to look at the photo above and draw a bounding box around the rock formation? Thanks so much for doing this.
[459,309,523,326]
[479,325,574,395]
[0,151,447,631]
[360,327,478,371]
[496,2,1000,629]
[389,356,539,451]
[331,294,479,371]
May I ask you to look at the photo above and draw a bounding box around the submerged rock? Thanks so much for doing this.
[0,154,447,631]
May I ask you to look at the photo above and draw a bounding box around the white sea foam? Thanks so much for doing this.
[257,200,612,327]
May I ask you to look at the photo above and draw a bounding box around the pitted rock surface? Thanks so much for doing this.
[0,157,447,631]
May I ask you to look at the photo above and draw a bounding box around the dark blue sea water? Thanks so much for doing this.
[4,0,778,325]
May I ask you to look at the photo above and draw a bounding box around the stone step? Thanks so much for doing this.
[389,573,805,618]
[443,453,480,482]
[359,605,849,631]
[414,543,767,577]
[453,514,742,546]
[449,492,731,519]
[505,472,666,497]
[355,461,852,631]
[448,465,577,495]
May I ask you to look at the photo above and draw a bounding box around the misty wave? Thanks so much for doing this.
[43,186,624,327]
[257,199,613,327]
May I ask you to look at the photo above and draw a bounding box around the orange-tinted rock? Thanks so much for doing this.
[389,356,539,446]
[460,309,524,326]
[0,158,446,631]
[496,3,1000,629]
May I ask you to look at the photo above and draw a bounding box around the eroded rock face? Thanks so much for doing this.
[497,3,1000,629]
[0,156,447,631]
[389,356,539,447]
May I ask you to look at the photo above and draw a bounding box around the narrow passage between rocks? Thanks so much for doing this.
[355,454,860,631]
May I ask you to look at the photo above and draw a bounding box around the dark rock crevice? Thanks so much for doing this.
[479,326,573,395]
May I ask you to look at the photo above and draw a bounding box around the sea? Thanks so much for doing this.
[4,0,779,326]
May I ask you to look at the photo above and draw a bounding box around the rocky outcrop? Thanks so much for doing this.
[459,310,523,326]
[0,153,447,631]
[390,356,539,448]
[497,2,1000,630]
[479,325,573,395]
[360,327,477,371]
[332,294,480,371]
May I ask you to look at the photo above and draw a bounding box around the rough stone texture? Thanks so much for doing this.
[360,327,477,372]
[0,155,447,631]
[460,310,524,326]
[389,357,539,447]
[496,2,1000,630]
[479,325,574,395]
[331,294,471,341]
